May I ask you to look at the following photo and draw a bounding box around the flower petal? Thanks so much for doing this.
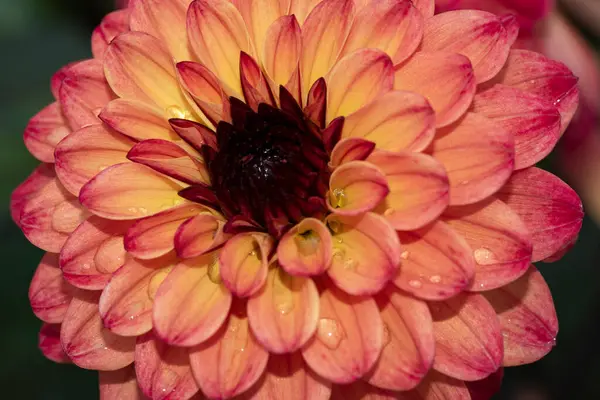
[29,253,74,324]
[406,370,471,400]
[431,113,514,206]
[301,284,383,383]
[329,138,376,168]
[39,323,71,364]
[263,15,302,93]
[61,290,136,370]
[326,213,401,296]
[153,254,232,346]
[60,216,131,290]
[422,10,514,83]
[234,0,290,58]
[368,150,449,230]
[220,232,274,297]
[496,167,583,262]
[342,90,435,153]
[240,52,276,110]
[248,267,319,353]
[11,164,55,227]
[367,285,434,391]
[412,0,434,18]
[328,161,389,216]
[135,331,200,399]
[465,368,504,400]
[92,9,130,60]
[341,0,423,64]
[394,52,476,127]
[55,124,135,196]
[23,102,70,163]
[394,221,474,300]
[430,293,503,381]
[99,366,145,400]
[277,218,333,276]
[80,163,185,220]
[472,85,561,169]
[484,265,558,366]
[190,301,268,399]
[330,380,401,400]
[326,49,393,121]
[444,198,532,291]
[175,212,229,259]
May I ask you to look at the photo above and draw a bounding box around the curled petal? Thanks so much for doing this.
[497,167,583,262]
[394,52,476,127]
[431,113,514,206]
[29,253,74,324]
[169,118,218,151]
[430,293,503,381]
[220,232,274,297]
[55,124,135,196]
[343,90,435,153]
[368,150,449,230]
[444,198,532,291]
[304,78,327,128]
[301,284,383,383]
[39,323,71,364]
[92,9,130,59]
[99,366,145,400]
[394,221,474,300]
[80,163,185,220]
[326,213,401,295]
[61,290,135,371]
[135,331,200,400]
[24,102,69,163]
[11,164,55,227]
[484,265,558,366]
[329,138,376,168]
[175,212,229,259]
[263,15,302,92]
[190,302,268,399]
[153,254,232,346]
[278,218,333,276]
[240,52,276,110]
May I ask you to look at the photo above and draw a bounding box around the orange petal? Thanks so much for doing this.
[300,0,355,97]
[430,293,503,381]
[368,150,449,230]
[79,163,185,220]
[135,331,200,399]
[247,267,319,353]
[99,366,146,400]
[341,0,423,64]
[153,254,232,346]
[330,380,401,400]
[288,0,321,24]
[29,253,74,324]
[187,0,252,95]
[326,49,393,121]
[301,284,383,383]
[329,138,376,168]
[431,112,514,206]
[240,352,331,400]
[404,370,471,400]
[55,124,135,196]
[60,216,131,290]
[61,290,135,370]
[394,221,474,300]
[422,11,514,83]
[99,257,173,337]
[11,164,55,227]
[472,85,561,169]
[233,0,290,58]
[190,301,268,399]
[220,232,274,297]
[99,98,179,141]
[342,90,435,153]
[24,102,70,163]
[411,0,434,18]
[125,203,206,260]
[326,213,401,295]
[91,9,130,60]
[483,265,558,367]
[497,167,583,262]
[39,323,71,364]
[240,52,276,110]
[277,218,333,276]
[263,15,302,91]
[367,286,434,391]
[444,198,532,291]
[175,212,229,259]
[394,52,476,127]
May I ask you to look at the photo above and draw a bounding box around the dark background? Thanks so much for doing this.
[0,0,598,398]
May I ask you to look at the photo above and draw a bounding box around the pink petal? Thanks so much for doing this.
[444,198,532,291]
[412,0,434,18]
[277,218,333,276]
[329,138,376,168]
[153,254,232,346]
[301,283,383,383]
[330,380,401,399]
[23,102,70,163]
[29,253,75,324]
[10,164,55,227]
[484,265,558,366]
[326,212,401,296]
[431,112,514,206]
[99,366,146,400]
[174,212,229,259]
[262,15,302,96]
[61,290,136,370]
[189,301,268,399]
[430,293,503,381]
[91,9,130,60]
[39,323,71,364]
[496,167,583,262]
[135,331,200,400]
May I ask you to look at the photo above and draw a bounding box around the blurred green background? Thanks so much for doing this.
[0,0,598,399]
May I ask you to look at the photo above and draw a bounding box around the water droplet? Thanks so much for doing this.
[166,105,189,119]
[343,258,357,271]
[384,208,395,216]
[382,323,392,347]
[429,275,441,284]
[328,220,341,233]
[97,165,108,172]
[332,248,345,261]
[82,263,91,270]
[148,269,170,300]
[400,251,409,260]
[172,198,184,207]
[317,318,344,349]
[336,237,344,244]
[408,279,422,289]
[208,260,222,284]
[331,188,348,208]
[473,247,496,265]
[155,368,179,394]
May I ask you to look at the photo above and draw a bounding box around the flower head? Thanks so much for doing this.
[13,0,584,399]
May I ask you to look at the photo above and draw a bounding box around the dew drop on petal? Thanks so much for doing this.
[331,188,348,208]
[429,275,442,284]
[166,105,189,119]
[473,247,496,265]
[317,318,345,350]
[332,248,345,261]
[155,368,179,394]
[408,279,422,289]
[384,208,395,216]
[400,251,409,260]
[382,323,391,347]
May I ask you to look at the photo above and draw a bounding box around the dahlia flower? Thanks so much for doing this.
[13,0,584,399]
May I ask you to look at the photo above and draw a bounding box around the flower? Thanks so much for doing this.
[12,0,584,399]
